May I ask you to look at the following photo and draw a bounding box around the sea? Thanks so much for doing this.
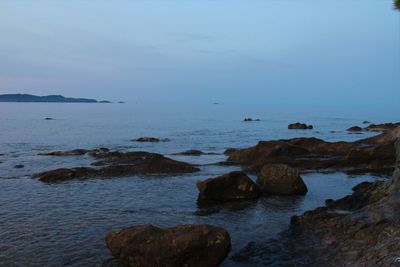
[0,102,398,266]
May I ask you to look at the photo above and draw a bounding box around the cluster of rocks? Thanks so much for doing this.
[31,125,400,266]
[288,122,313,130]
[34,149,199,182]
[225,127,400,174]
[232,140,400,266]
[196,166,307,206]
[347,122,400,133]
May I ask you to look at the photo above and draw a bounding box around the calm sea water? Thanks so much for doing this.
[0,102,396,266]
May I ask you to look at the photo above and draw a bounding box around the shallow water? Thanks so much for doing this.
[0,102,395,266]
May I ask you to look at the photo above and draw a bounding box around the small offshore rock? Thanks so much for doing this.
[44,117,54,120]
[173,149,204,156]
[197,171,261,205]
[256,164,308,195]
[363,121,371,124]
[105,224,231,267]
[288,122,313,130]
[347,126,363,132]
[14,164,24,169]
[131,137,170,142]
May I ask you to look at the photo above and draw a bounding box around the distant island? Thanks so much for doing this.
[0,94,98,103]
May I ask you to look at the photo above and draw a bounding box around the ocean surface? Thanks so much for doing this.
[0,103,397,266]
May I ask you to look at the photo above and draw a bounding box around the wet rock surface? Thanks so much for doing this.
[347,126,363,132]
[131,137,170,142]
[105,224,231,267]
[364,122,400,132]
[288,122,313,130]
[196,171,261,205]
[34,150,199,182]
[232,140,400,266]
[256,164,308,195]
[172,149,206,156]
[226,126,400,174]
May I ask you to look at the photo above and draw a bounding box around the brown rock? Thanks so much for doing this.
[288,122,313,130]
[106,224,231,267]
[256,164,307,195]
[197,171,261,204]
[225,127,400,174]
[347,126,363,132]
[131,137,170,142]
[34,153,199,182]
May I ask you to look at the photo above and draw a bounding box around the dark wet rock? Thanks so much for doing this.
[131,137,170,142]
[194,207,220,216]
[117,101,125,104]
[173,149,218,156]
[196,171,261,205]
[99,100,112,103]
[232,140,400,266]
[244,118,261,122]
[34,152,199,182]
[14,164,24,169]
[347,126,363,132]
[225,126,400,174]
[363,120,371,124]
[105,224,231,267]
[44,117,54,120]
[256,164,308,195]
[364,122,400,132]
[38,149,90,156]
[173,149,205,156]
[38,148,110,157]
[288,122,313,130]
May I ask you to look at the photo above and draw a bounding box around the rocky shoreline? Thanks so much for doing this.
[232,140,400,266]
[28,125,400,266]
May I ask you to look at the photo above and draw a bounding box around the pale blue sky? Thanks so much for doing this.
[0,0,399,108]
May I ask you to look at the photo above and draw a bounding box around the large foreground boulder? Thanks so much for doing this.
[106,224,231,267]
[197,171,261,205]
[256,164,308,195]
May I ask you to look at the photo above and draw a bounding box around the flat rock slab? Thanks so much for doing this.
[34,152,199,182]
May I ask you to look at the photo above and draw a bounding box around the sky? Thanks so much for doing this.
[0,0,399,108]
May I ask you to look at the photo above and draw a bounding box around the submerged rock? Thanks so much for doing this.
[14,164,24,169]
[232,140,400,266]
[256,164,307,195]
[38,149,90,156]
[105,224,231,267]
[196,171,261,205]
[173,149,205,156]
[288,122,313,130]
[225,126,400,174]
[34,152,199,182]
[44,117,54,120]
[131,137,170,142]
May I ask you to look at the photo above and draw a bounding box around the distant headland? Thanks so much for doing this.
[0,94,98,103]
